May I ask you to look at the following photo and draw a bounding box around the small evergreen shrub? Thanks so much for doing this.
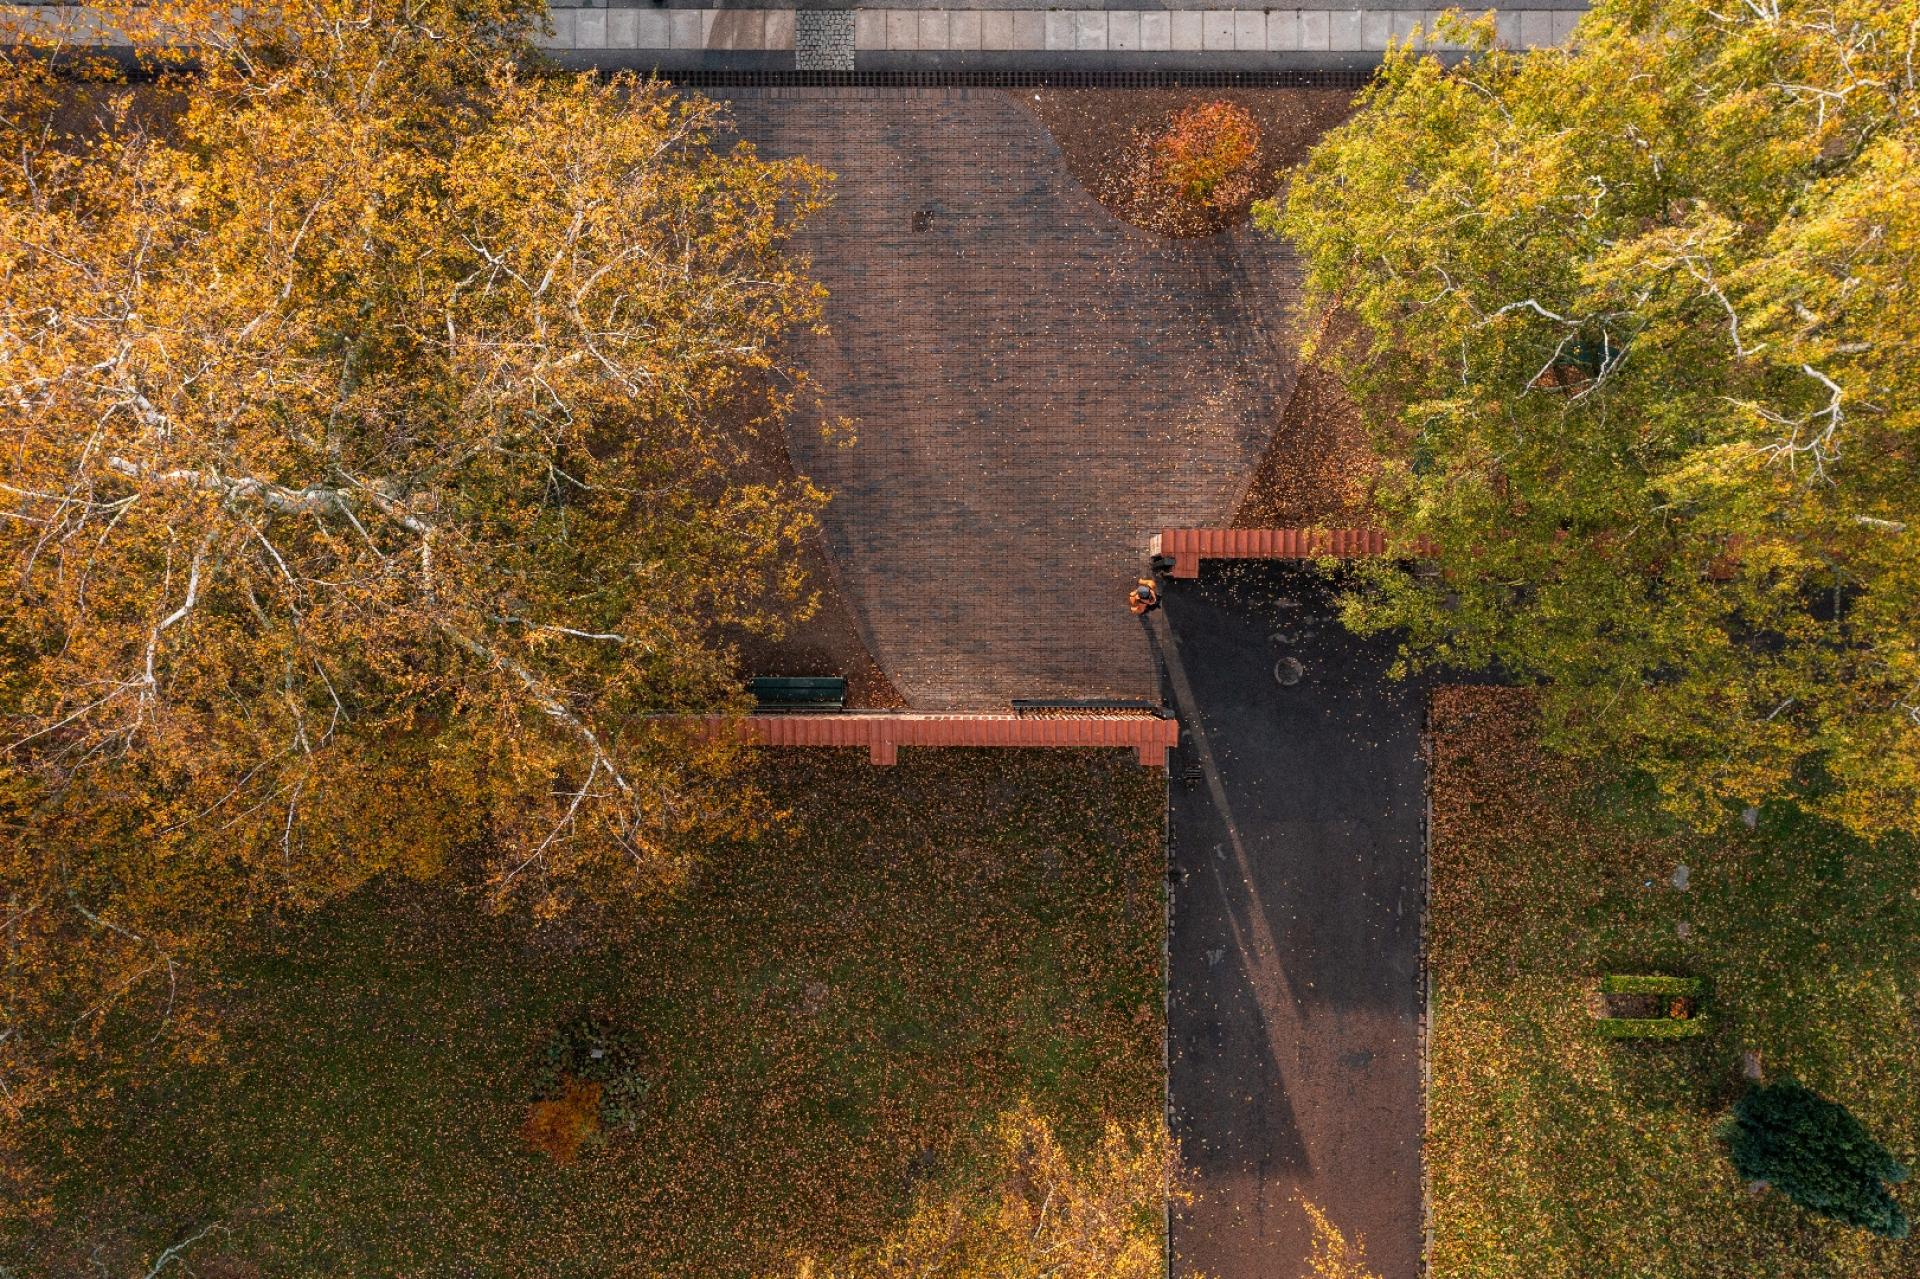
[1724,1080,1910,1238]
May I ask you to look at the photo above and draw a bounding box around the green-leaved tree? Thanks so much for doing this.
[1266,0,1920,837]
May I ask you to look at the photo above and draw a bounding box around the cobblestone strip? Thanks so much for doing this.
[795,8,855,68]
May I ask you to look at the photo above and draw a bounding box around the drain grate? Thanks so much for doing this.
[794,10,856,72]
[1011,698,1167,719]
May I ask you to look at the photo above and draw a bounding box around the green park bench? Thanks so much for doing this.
[749,676,847,712]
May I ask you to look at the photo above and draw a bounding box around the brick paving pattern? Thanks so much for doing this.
[724,87,1300,709]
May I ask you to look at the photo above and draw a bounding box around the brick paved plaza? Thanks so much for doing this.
[724,87,1304,709]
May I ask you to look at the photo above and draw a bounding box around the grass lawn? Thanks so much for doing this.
[12,748,1164,1278]
[1427,686,1920,1279]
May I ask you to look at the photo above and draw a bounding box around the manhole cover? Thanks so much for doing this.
[1274,657,1305,686]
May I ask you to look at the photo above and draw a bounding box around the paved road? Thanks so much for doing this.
[1154,561,1425,1279]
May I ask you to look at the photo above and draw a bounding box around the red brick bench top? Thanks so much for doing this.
[697,712,1178,767]
[1155,527,1432,578]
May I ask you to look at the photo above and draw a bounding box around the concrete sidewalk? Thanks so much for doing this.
[7,2,1585,69]
[538,4,1584,70]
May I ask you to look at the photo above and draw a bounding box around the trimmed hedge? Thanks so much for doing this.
[1601,974,1703,996]
[1598,1016,1708,1040]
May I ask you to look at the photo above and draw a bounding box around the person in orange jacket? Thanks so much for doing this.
[1128,578,1160,616]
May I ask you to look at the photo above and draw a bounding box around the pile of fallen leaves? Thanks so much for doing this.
[523,1079,604,1164]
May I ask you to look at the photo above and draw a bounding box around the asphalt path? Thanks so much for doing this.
[1153,561,1426,1279]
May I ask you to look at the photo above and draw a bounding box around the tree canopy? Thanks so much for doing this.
[790,1106,1176,1279]
[1268,0,1920,837]
[0,0,828,1145]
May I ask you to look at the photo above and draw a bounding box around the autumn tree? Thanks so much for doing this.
[1266,2,1920,836]
[0,0,827,1147]
[790,1106,1178,1279]
[1152,100,1261,210]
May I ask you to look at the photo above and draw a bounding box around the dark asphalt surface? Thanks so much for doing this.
[1153,561,1425,1279]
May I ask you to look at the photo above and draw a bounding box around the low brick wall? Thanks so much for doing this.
[1157,526,1431,578]
[702,711,1179,766]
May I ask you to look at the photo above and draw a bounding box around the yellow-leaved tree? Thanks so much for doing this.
[1268,1,1920,837]
[0,0,828,1183]
[789,1107,1179,1279]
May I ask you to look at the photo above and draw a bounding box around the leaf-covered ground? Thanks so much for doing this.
[1428,686,1920,1279]
[13,749,1164,1278]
